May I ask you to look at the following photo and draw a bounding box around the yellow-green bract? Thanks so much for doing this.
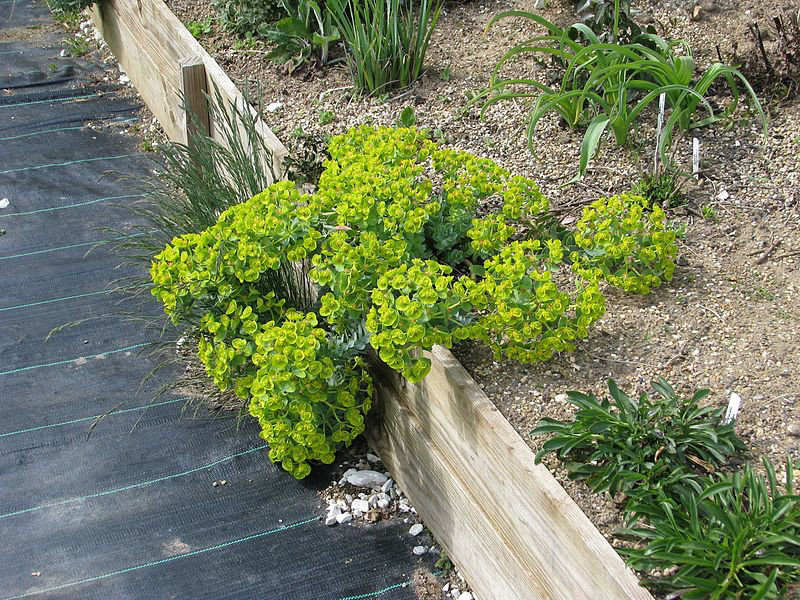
[149,126,675,479]
[571,193,679,294]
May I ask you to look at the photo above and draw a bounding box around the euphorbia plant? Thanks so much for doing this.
[151,126,676,478]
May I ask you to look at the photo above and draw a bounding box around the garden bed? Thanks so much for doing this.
[93,0,800,596]
[166,0,800,544]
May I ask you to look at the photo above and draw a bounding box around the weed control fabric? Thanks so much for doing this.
[0,4,423,599]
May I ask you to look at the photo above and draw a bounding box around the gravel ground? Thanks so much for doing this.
[154,0,800,589]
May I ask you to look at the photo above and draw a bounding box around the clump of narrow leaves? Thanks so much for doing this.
[532,379,745,495]
[621,458,800,600]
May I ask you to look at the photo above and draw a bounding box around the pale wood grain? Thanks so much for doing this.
[180,57,210,148]
[90,0,286,168]
[367,347,653,600]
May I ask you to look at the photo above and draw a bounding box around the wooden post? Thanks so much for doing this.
[180,57,210,147]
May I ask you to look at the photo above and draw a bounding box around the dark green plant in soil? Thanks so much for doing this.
[213,0,283,39]
[632,170,687,208]
[532,378,746,496]
[481,7,766,179]
[327,0,443,93]
[46,0,94,14]
[621,458,800,600]
[263,0,341,72]
[572,0,654,44]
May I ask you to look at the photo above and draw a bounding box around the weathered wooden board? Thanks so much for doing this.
[90,0,286,168]
[367,347,653,600]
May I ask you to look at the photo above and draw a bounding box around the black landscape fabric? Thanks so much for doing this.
[0,3,424,598]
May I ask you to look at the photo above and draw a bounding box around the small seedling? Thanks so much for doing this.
[632,171,686,208]
[439,66,452,82]
[186,18,213,39]
[318,110,336,126]
[398,106,416,127]
[700,204,716,220]
[140,139,156,153]
[66,36,91,58]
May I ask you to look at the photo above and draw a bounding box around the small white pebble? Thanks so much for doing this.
[412,545,427,556]
[409,523,424,536]
[335,512,352,524]
[366,453,380,463]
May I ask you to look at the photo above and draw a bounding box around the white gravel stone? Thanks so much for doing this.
[324,516,337,526]
[351,499,370,513]
[412,545,427,555]
[377,499,390,508]
[346,470,388,488]
[380,478,394,493]
[266,102,283,112]
[458,593,474,600]
[60,49,69,58]
[366,453,380,463]
[0,198,9,209]
[409,523,424,536]
[398,503,410,512]
[335,512,352,524]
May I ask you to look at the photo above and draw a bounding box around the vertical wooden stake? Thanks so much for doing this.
[654,93,666,173]
[180,57,210,147]
[692,137,700,179]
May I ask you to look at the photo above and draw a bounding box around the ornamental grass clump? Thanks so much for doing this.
[151,126,675,479]
[327,0,443,93]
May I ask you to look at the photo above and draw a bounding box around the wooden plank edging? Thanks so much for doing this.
[367,347,654,600]
[90,0,287,167]
[90,2,653,597]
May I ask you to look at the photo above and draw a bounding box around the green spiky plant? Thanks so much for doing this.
[327,0,443,93]
[622,458,800,599]
[479,4,767,180]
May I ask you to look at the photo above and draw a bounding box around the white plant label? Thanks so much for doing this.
[654,93,666,171]
[723,392,741,424]
[692,138,700,178]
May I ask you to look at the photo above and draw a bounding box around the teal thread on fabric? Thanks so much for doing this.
[0,445,268,520]
[0,397,186,439]
[0,125,83,141]
[0,92,100,109]
[0,232,144,261]
[0,194,141,218]
[337,582,410,600]
[0,342,150,377]
[0,289,108,313]
[0,516,318,600]
[0,153,139,175]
